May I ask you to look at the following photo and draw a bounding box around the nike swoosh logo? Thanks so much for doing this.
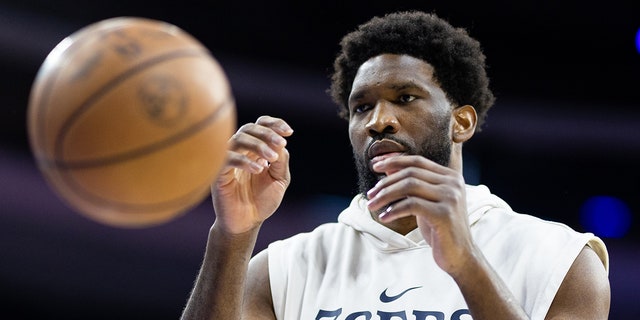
[379,286,422,303]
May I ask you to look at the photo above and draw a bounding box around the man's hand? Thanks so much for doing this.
[212,115,293,234]
[365,155,476,276]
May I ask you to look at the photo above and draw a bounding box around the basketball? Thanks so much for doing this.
[27,17,236,228]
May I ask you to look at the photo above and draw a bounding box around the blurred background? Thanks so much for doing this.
[1,0,638,318]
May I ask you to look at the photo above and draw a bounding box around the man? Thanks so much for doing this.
[181,11,610,320]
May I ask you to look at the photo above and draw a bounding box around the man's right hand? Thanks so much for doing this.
[211,115,293,234]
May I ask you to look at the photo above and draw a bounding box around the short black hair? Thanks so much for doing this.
[329,10,495,131]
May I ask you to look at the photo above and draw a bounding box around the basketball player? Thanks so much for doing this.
[181,11,610,319]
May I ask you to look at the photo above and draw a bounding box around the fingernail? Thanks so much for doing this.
[378,208,390,220]
[265,148,278,159]
[272,136,287,147]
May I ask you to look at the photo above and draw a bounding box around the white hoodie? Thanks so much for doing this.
[267,184,608,320]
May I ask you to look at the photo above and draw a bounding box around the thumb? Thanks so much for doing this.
[267,147,291,185]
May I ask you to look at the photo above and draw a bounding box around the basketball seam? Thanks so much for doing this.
[48,48,232,213]
[55,97,232,169]
[55,94,232,212]
[39,48,221,168]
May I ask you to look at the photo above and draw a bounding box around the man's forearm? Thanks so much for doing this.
[452,251,529,320]
[180,222,260,320]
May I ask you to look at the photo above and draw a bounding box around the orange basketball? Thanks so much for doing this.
[27,17,236,228]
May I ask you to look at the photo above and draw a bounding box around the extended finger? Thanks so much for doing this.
[376,196,439,223]
[223,149,269,174]
[230,124,288,161]
[372,155,454,177]
[369,165,446,194]
[255,116,294,138]
[367,175,441,212]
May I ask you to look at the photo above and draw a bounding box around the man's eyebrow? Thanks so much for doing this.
[349,81,426,103]
[349,90,367,103]
[389,81,423,91]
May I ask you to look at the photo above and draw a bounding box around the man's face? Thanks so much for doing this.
[347,54,454,196]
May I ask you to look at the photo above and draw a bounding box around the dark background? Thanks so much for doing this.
[1,0,638,318]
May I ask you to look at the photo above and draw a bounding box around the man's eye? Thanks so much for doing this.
[354,104,372,113]
[399,95,416,103]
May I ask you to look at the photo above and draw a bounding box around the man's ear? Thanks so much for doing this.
[452,105,477,143]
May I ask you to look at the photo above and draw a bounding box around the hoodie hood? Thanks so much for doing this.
[337,184,512,251]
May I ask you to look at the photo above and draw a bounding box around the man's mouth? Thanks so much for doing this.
[367,139,406,172]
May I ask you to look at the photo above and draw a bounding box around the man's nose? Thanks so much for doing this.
[364,101,399,135]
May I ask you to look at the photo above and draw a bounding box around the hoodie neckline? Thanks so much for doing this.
[337,184,512,251]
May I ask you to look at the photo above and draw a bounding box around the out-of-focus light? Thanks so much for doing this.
[580,195,632,238]
[636,27,640,54]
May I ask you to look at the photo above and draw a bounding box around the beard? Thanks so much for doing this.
[353,125,451,197]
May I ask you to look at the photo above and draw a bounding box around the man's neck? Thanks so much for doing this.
[370,210,417,235]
